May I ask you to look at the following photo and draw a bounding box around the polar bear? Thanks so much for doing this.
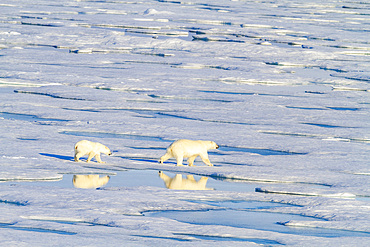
[159,139,219,166]
[73,175,110,189]
[74,140,112,163]
[159,171,213,190]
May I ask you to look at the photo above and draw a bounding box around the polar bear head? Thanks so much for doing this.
[99,144,112,156]
[207,141,219,150]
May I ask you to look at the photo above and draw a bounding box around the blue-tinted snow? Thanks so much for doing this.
[0,0,369,246]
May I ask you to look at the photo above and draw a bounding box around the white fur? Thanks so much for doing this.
[159,171,213,190]
[159,139,219,166]
[74,140,112,163]
[73,175,110,189]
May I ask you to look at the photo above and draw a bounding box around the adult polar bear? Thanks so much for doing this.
[74,140,112,163]
[159,139,219,166]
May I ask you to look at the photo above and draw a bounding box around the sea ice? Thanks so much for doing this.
[0,0,369,245]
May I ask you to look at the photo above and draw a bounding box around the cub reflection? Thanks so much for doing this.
[159,171,213,190]
[73,175,110,189]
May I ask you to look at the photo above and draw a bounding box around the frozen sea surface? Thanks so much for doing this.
[0,0,369,246]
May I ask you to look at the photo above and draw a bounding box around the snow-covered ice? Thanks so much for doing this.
[0,0,369,246]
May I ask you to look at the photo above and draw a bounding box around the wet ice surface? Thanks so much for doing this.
[5,170,370,242]
[1,0,370,246]
[4,170,268,192]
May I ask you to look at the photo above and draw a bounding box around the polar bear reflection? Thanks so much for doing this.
[159,171,213,190]
[73,175,110,189]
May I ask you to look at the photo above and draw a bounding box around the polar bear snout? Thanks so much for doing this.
[210,141,219,149]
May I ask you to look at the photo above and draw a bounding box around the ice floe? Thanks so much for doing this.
[0,0,369,245]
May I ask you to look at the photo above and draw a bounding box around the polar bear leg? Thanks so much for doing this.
[175,155,184,166]
[74,152,83,162]
[188,155,198,166]
[95,153,105,163]
[87,152,95,163]
[159,152,172,164]
[200,153,213,166]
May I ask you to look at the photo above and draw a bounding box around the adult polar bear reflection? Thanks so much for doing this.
[73,175,110,189]
[159,139,219,166]
[159,171,213,190]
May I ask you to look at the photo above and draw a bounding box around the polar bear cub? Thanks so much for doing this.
[74,140,112,163]
[159,139,219,166]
